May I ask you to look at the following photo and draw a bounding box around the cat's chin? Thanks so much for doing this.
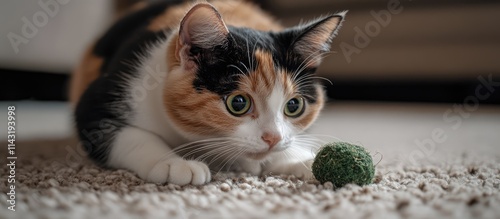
[245,151,272,160]
[246,145,290,160]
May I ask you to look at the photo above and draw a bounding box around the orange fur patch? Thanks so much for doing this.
[148,0,283,32]
[278,68,296,97]
[69,45,103,105]
[115,1,149,19]
[129,2,148,12]
[239,50,276,96]
[210,0,283,31]
[163,70,241,135]
[148,6,187,32]
[242,50,297,98]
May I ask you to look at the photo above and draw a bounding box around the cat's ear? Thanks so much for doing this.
[288,12,346,67]
[178,3,228,50]
[179,3,229,48]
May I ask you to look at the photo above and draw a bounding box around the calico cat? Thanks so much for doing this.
[70,0,345,185]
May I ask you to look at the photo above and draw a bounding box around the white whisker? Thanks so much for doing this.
[239,61,251,73]
[206,145,239,166]
[291,51,331,83]
[228,64,245,75]
[284,149,310,171]
[216,147,248,175]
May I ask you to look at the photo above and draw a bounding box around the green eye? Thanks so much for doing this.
[284,96,305,118]
[225,93,251,116]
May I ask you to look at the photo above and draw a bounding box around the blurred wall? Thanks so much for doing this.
[0,0,113,73]
[1,0,499,81]
[262,0,500,80]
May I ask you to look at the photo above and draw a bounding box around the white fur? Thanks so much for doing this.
[128,40,189,146]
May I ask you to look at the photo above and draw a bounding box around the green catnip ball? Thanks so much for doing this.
[312,142,375,188]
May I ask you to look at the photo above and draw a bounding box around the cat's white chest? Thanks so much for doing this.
[128,41,188,147]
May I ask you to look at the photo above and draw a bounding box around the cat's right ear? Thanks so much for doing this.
[285,12,346,68]
[176,3,229,70]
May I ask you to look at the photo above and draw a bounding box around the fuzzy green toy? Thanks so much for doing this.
[312,142,375,188]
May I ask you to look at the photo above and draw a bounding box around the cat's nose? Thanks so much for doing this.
[261,132,281,149]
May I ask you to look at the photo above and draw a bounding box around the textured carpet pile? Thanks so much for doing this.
[1,139,499,219]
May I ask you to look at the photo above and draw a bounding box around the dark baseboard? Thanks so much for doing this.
[2,69,499,104]
[2,69,69,101]
[324,77,500,104]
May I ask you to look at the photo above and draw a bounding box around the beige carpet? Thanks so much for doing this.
[1,103,500,219]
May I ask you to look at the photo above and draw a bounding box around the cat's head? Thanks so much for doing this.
[164,3,345,160]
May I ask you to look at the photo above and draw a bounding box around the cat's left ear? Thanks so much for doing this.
[176,3,229,70]
[287,11,347,67]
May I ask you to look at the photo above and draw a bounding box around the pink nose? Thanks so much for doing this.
[261,132,281,149]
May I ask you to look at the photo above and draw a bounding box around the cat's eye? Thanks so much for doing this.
[284,96,305,118]
[225,93,251,116]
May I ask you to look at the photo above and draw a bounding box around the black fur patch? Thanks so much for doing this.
[94,0,182,72]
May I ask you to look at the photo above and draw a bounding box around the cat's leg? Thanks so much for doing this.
[262,148,316,179]
[108,127,211,185]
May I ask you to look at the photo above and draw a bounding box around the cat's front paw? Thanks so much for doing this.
[147,158,211,185]
[263,159,314,180]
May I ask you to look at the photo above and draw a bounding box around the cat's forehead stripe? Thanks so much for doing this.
[253,49,276,92]
[242,49,295,100]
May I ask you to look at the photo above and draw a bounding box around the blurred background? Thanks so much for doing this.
[1,0,499,152]
[266,0,500,103]
[1,0,499,103]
